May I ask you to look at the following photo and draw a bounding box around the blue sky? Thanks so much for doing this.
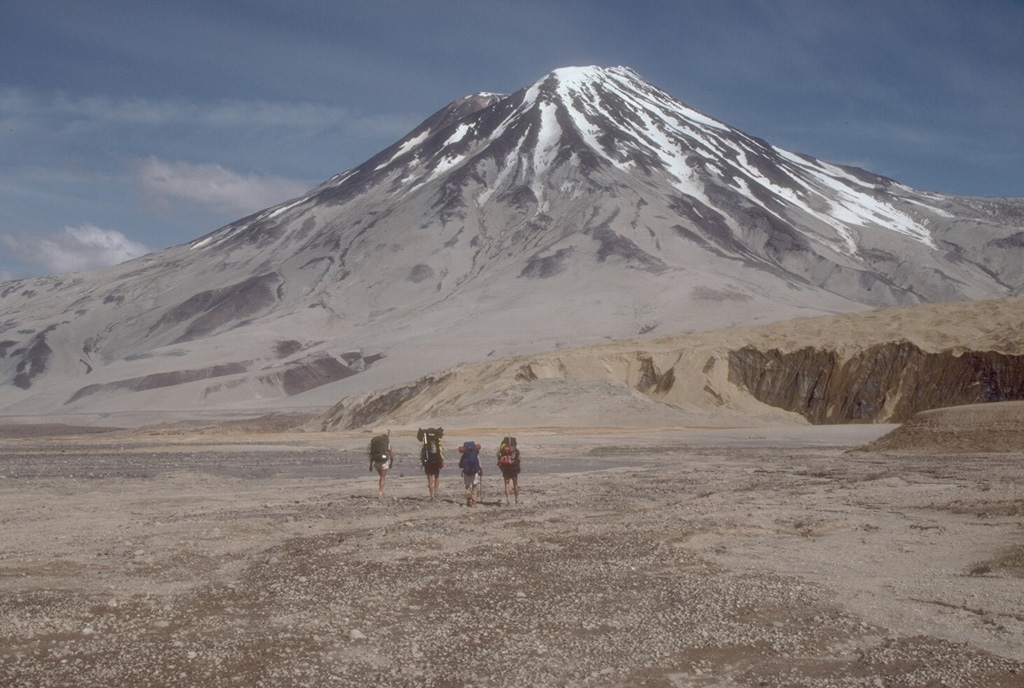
[2,0,1022,281]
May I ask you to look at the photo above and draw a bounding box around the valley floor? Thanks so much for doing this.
[0,425,1022,687]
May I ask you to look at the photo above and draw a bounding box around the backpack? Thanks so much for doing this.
[369,434,391,465]
[458,441,481,474]
[498,436,519,469]
[417,427,445,467]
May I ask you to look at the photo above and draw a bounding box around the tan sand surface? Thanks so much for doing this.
[864,401,1024,454]
[1,419,1022,687]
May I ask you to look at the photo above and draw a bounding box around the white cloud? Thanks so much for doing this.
[130,156,311,216]
[0,88,418,140]
[1,225,152,276]
[0,89,349,129]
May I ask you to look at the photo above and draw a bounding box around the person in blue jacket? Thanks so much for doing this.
[458,440,482,507]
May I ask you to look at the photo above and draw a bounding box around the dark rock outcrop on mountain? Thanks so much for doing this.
[1,66,1022,417]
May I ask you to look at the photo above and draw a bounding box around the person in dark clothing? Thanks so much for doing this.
[418,427,445,500]
[368,433,393,499]
[496,436,521,505]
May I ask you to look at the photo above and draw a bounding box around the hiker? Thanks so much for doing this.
[417,427,445,500]
[458,440,482,507]
[368,432,393,499]
[496,436,521,505]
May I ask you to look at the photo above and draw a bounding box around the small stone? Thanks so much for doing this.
[349,629,367,641]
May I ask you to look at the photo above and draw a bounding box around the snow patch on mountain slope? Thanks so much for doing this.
[630,102,708,202]
[778,152,937,249]
[428,151,467,181]
[534,102,561,173]
[532,102,562,206]
[444,122,474,148]
[553,66,938,253]
[541,67,724,205]
[375,130,429,171]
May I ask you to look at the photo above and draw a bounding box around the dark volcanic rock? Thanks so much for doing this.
[149,273,283,343]
[12,326,56,390]
[67,363,250,405]
[262,355,359,397]
[728,342,1024,423]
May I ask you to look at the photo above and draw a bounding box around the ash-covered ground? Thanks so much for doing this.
[1,425,1022,687]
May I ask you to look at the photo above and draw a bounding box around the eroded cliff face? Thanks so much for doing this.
[727,343,1024,424]
[312,298,1024,431]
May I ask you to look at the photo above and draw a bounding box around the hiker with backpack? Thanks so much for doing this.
[496,436,521,505]
[368,432,393,499]
[457,440,483,507]
[417,427,445,500]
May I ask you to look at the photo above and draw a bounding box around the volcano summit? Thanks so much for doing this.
[1,66,1022,418]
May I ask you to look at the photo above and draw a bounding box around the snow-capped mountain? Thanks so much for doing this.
[1,66,1022,418]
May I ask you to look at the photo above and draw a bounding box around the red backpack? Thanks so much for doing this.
[498,437,519,468]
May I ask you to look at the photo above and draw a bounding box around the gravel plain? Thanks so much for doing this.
[1,425,1022,687]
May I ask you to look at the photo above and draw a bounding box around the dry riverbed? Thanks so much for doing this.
[0,424,1022,687]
